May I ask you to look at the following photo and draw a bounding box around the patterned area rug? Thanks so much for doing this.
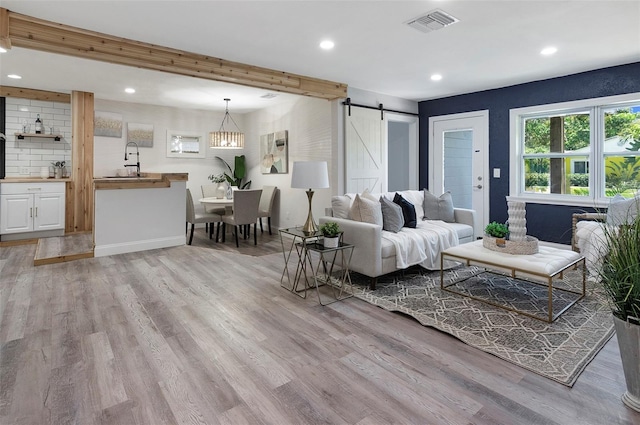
[350,266,614,386]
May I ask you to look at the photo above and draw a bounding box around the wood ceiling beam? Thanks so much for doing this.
[3,8,348,100]
[0,85,70,103]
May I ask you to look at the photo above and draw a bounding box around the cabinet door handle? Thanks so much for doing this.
[34,207,38,217]
[30,207,33,218]
[27,188,42,191]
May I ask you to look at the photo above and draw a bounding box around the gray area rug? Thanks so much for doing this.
[349,266,614,386]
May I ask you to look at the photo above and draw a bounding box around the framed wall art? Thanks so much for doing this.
[127,123,154,147]
[94,111,123,138]
[260,130,288,174]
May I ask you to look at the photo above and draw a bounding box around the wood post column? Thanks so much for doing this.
[69,91,94,233]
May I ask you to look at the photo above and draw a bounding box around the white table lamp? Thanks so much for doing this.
[291,161,330,234]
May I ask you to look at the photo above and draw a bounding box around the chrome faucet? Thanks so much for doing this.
[124,141,140,177]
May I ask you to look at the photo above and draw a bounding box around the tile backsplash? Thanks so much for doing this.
[4,97,72,177]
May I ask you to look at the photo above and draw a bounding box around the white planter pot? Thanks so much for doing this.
[216,183,226,199]
[323,236,339,248]
[613,316,640,412]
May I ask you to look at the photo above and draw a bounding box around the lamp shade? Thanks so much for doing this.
[209,131,244,148]
[291,161,330,189]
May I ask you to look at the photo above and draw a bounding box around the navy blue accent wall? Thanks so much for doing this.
[419,62,640,244]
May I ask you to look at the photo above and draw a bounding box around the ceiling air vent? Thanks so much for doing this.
[406,9,459,33]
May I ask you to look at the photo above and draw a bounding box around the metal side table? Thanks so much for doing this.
[304,241,354,305]
[279,227,354,305]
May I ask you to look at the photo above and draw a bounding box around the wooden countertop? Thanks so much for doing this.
[94,172,188,190]
[0,178,71,183]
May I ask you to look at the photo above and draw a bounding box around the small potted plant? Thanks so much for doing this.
[208,173,227,198]
[51,161,65,179]
[319,221,341,248]
[484,221,509,247]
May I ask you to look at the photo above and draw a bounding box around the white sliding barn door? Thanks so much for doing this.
[345,107,386,193]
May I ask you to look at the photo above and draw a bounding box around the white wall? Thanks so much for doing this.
[4,98,72,177]
[94,96,333,232]
[94,99,238,195]
[243,96,333,230]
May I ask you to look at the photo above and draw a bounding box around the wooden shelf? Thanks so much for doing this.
[15,132,62,141]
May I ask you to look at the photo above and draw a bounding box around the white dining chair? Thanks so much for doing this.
[221,189,262,247]
[186,189,223,245]
[257,185,278,235]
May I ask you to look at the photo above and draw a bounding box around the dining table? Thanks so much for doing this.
[199,197,234,213]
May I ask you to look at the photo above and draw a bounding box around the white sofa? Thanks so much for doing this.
[320,190,476,288]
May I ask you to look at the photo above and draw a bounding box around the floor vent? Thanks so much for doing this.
[406,9,459,33]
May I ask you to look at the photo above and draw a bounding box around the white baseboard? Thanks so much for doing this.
[94,235,185,257]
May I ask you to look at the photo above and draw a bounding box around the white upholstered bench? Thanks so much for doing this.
[440,240,585,322]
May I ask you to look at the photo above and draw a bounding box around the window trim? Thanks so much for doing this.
[509,92,640,208]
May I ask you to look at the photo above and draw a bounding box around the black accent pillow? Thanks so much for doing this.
[393,193,417,228]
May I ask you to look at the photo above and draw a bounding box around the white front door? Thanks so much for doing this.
[345,107,385,193]
[429,110,489,238]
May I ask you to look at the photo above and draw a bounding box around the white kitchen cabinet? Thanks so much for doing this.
[0,182,65,237]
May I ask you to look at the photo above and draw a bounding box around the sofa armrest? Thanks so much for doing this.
[454,208,476,232]
[319,216,383,277]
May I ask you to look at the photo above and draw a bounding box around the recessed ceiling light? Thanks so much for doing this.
[7,74,22,79]
[125,87,136,94]
[319,40,335,50]
[430,74,443,81]
[541,46,558,56]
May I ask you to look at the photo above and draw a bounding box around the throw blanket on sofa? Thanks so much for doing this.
[575,220,608,278]
[382,220,459,270]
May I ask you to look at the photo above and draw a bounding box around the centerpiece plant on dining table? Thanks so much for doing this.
[215,155,251,189]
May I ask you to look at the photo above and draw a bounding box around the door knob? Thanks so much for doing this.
[475,185,483,189]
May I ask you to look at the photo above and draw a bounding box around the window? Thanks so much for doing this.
[166,130,206,159]
[510,93,640,206]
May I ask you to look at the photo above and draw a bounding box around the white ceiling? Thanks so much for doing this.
[1,1,639,112]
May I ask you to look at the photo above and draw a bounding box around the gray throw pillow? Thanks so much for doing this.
[380,196,404,232]
[423,189,455,223]
[393,193,417,228]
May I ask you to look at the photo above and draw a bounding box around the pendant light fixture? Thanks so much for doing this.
[209,98,244,149]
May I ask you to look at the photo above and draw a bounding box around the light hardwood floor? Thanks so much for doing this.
[1,227,639,425]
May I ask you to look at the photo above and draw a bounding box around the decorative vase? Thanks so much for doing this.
[54,168,62,179]
[613,316,640,412]
[216,183,226,199]
[323,236,339,248]
[40,166,49,179]
[507,200,527,242]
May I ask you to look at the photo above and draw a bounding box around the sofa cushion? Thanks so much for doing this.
[393,193,417,228]
[331,195,353,219]
[361,188,378,202]
[380,237,396,259]
[423,190,455,223]
[606,194,640,226]
[446,222,474,241]
[380,196,404,232]
[348,194,383,226]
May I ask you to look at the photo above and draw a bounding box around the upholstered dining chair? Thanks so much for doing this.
[186,188,223,245]
[201,183,227,233]
[221,189,262,247]
[257,185,278,235]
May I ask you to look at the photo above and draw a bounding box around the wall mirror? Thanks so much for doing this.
[166,130,206,158]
